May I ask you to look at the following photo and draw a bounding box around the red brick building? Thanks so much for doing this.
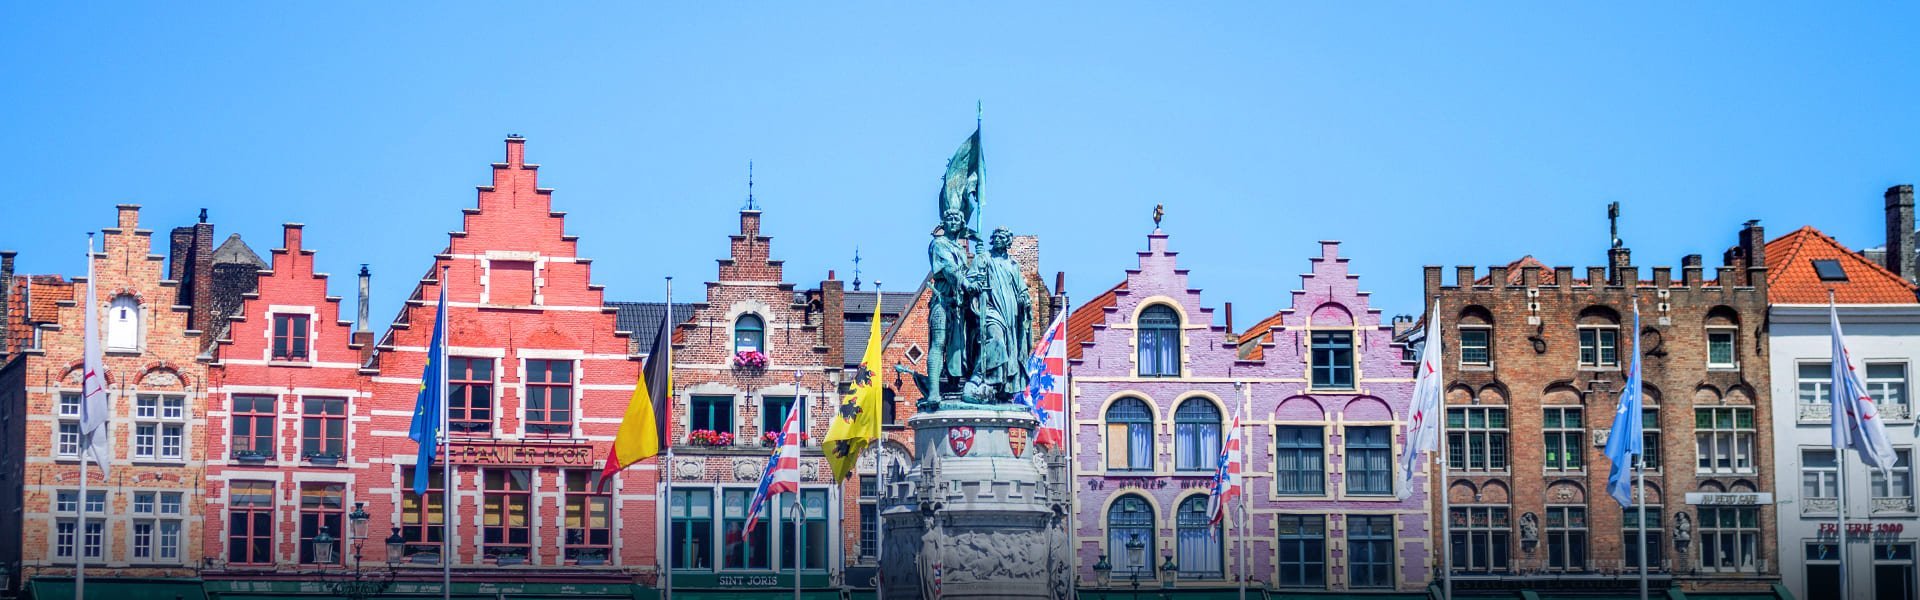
[1419,222,1778,597]
[354,136,646,589]
[197,223,382,583]
[0,206,243,598]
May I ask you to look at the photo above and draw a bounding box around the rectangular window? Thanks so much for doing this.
[1449,505,1511,573]
[1707,330,1736,368]
[1869,363,1911,420]
[1698,506,1760,573]
[130,491,184,563]
[670,489,715,570]
[1446,407,1508,472]
[859,476,879,560]
[55,490,108,561]
[56,392,81,457]
[134,394,186,461]
[272,313,310,361]
[1543,407,1585,471]
[1344,426,1392,495]
[564,470,612,563]
[1876,544,1917,600]
[1695,407,1755,474]
[1624,508,1665,571]
[1276,515,1325,588]
[1275,426,1325,495]
[231,394,276,460]
[228,481,275,565]
[1805,543,1842,600]
[1578,327,1619,368]
[300,397,346,460]
[1347,515,1394,588]
[691,395,735,438]
[761,395,800,442]
[298,483,344,565]
[400,467,445,560]
[525,359,574,436]
[449,358,495,434]
[1800,362,1834,417]
[1545,505,1588,572]
[1872,449,1915,513]
[1642,408,1663,471]
[1309,331,1354,388]
[780,489,829,571]
[1459,328,1490,366]
[482,469,532,561]
[722,488,771,569]
[1804,449,1840,514]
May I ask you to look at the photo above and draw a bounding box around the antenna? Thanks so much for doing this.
[744,161,757,211]
[852,247,864,291]
[1608,201,1623,249]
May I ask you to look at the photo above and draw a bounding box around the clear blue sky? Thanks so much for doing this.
[5,3,1916,325]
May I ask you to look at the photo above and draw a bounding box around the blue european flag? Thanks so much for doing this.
[1605,300,1645,508]
[407,283,447,495]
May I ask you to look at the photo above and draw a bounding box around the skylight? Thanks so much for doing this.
[1812,259,1848,282]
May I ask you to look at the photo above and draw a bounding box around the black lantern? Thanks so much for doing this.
[385,527,406,565]
[1158,554,1177,588]
[1093,553,1112,588]
[347,502,371,541]
[313,526,337,566]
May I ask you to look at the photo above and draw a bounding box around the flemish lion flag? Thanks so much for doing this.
[825,302,885,481]
[603,308,674,481]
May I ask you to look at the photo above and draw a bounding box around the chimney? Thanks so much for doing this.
[1888,185,1916,283]
[505,134,527,168]
[0,250,13,356]
[1224,302,1235,341]
[168,209,216,333]
[1737,220,1766,286]
[821,277,846,369]
[354,265,375,366]
[1607,247,1631,286]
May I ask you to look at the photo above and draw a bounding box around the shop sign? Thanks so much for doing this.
[1684,492,1773,506]
[445,442,597,467]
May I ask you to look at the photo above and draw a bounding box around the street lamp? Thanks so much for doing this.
[1093,554,1112,589]
[1125,534,1146,598]
[320,502,397,600]
[1158,554,1177,589]
[348,502,371,540]
[384,528,407,566]
[313,527,338,566]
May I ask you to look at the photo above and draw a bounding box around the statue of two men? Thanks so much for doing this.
[925,214,1031,406]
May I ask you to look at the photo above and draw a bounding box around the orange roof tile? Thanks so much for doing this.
[1066,281,1126,360]
[1474,256,1560,286]
[1764,226,1918,304]
[1235,311,1285,360]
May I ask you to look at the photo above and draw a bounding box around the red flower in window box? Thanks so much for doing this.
[760,431,810,447]
[732,350,769,370]
[687,429,735,447]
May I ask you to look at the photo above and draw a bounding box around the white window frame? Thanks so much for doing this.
[1706,328,1738,370]
[129,490,185,563]
[56,391,81,458]
[1871,448,1915,515]
[1867,362,1911,422]
[1695,407,1755,474]
[1458,326,1492,367]
[133,393,187,462]
[1577,326,1619,369]
[1802,449,1839,515]
[1697,506,1761,574]
[54,489,108,561]
[1798,361,1834,421]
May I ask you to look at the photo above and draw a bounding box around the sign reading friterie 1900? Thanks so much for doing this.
[445,442,597,467]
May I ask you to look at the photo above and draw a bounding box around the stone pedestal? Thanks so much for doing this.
[880,408,1069,599]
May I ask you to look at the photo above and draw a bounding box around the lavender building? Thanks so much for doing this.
[1067,229,1433,596]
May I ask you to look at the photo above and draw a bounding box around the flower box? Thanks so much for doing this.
[760,432,810,447]
[687,430,735,447]
[732,350,769,370]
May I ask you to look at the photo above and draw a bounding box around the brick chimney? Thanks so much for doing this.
[0,250,13,356]
[1223,302,1235,342]
[821,274,846,368]
[1738,219,1767,287]
[1888,185,1916,283]
[1607,246,1632,286]
[168,209,216,332]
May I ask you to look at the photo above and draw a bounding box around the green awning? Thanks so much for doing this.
[26,577,209,600]
[659,592,842,600]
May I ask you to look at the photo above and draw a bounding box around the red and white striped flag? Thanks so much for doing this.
[1017,313,1068,450]
[743,397,804,534]
[1207,412,1244,528]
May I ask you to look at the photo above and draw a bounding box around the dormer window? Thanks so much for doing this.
[734,315,765,354]
[1812,259,1847,282]
[1136,304,1181,377]
[106,295,139,351]
[273,314,310,361]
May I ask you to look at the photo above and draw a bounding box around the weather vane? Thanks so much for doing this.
[852,247,863,291]
[1153,204,1165,229]
[743,161,757,211]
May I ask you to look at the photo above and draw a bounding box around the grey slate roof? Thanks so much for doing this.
[841,291,913,366]
[212,233,266,267]
[606,302,698,350]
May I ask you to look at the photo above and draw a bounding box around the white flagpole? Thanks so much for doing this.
[1637,456,1648,600]
[663,277,675,600]
[1439,430,1452,600]
[793,493,804,600]
[873,285,885,600]
[1829,290,1850,600]
[1237,390,1249,600]
[77,234,93,600]
[439,265,451,600]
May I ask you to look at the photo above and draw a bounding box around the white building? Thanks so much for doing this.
[1770,188,1920,600]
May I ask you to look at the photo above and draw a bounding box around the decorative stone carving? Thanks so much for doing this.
[1873,497,1915,515]
[142,369,181,387]
[672,457,704,481]
[1800,402,1832,422]
[1519,512,1540,542]
[1883,402,1911,421]
[800,459,821,482]
[1802,498,1839,515]
[731,458,761,482]
[1673,511,1692,545]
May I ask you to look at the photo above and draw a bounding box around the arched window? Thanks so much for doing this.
[1105,398,1154,471]
[1173,399,1220,471]
[1137,305,1181,377]
[733,314,765,354]
[107,295,140,350]
[1175,496,1222,579]
[1106,495,1156,575]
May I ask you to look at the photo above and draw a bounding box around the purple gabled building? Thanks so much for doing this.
[1067,227,1433,596]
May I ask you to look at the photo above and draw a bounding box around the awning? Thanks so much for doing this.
[657,592,842,600]
[26,577,209,600]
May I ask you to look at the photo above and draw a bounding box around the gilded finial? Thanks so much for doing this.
[1153,204,1164,228]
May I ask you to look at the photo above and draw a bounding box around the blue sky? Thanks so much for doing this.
[4,3,1916,324]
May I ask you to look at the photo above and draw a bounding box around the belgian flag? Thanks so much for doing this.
[603,308,673,481]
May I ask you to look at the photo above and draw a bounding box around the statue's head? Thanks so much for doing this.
[942,209,965,234]
[991,228,1013,253]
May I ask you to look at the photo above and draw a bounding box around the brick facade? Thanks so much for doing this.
[1068,231,1431,594]
[1421,223,1776,595]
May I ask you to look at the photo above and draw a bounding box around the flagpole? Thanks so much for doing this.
[663,276,675,600]
[439,265,451,600]
[1838,445,1850,600]
[1438,427,1451,600]
[1832,290,1850,600]
[873,284,886,600]
[1237,389,1249,600]
[1636,456,1647,600]
[793,492,804,600]
[76,234,91,600]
